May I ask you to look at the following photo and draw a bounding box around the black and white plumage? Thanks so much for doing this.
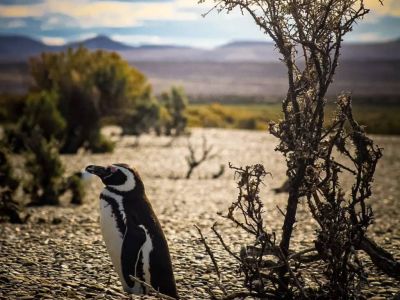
[85,163,178,298]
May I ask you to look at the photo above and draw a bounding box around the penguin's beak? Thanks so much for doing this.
[85,165,110,178]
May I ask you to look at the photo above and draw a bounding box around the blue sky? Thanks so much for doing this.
[0,0,399,48]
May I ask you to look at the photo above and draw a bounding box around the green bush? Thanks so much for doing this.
[160,86,188,135]
[187,103,269,130]
[120,95,161,136]
[237,118,257,130]
[1,133,87,210]
[3,91,66,153]
[65,172,86,205]
[0,142,28,223]
[20,91,66,141]
[23,128,65,206]
[29,47,153,153]
[155,105,173,136]
[0,93,27,124]
[88,131,115,153]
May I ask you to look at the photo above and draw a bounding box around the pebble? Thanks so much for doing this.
[1,129,399,299]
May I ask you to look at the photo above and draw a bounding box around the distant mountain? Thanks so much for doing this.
[0,35,399,97]
[1,34,400,63]
[340,39,400,61]
[0,35,135,61]
[0,35,196,62]
[0,35,53,60]
[210,40,277,62]
[213,39,400,62]
[121,39,400,62]
[68,35,133,51]
[219,41,274,48]
[137,44,190,50]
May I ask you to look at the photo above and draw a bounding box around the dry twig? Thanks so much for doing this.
[129,275,177,300]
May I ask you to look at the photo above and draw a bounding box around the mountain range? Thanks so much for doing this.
[0,34,399,98]
[1,34,400,63]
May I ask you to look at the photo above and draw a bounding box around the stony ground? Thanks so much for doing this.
[1,128,399,299]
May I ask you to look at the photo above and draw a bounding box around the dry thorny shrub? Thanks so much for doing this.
[197,95,399,299]
[196,0,399,299]
[197,163,311,299]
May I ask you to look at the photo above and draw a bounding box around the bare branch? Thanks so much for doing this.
[195,225,222,280]
[185,136,217,179]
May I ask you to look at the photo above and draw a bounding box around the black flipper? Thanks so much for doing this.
[121,225,146,292]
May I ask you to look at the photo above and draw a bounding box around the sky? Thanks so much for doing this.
[0,0,399,48]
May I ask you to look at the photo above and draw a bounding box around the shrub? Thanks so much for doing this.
[187,103,269,130]
[160,86,188,135]
[87,132,115,153]
[64,172,86,205]
[187,104,226,128]
[29,47,152,153]
[20,90,66,142]
[197,0,400,298]
[2,124,86,212]
[155,105,173,136]
[23,128,65,206]
[120,95,161,136]
[0,142,27,223]
[3,91,67,152]
[0,93,27,124]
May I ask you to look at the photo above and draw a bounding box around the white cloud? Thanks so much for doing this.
[0,0,397,47]
[111,34,165,45]
[0,0,201,28]
[40,14,79,30]
[365,0,400,17]
[5,19,26,28]
[111,34,227,48]
[75,32,98,41]
[41,36,67,45]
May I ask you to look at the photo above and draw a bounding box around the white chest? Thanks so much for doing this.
[99,196,128,290]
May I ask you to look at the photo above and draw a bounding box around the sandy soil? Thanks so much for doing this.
[0,128,399,299]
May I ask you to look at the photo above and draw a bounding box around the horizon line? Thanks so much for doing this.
[0,33,398,50]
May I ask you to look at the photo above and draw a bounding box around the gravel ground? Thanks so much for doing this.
[0,128,399,299]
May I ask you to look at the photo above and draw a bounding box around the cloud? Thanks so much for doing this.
[40,36,66,45]
[0,0,200,28]
[0,3,43,18]
[111,33,225,48]
[4,18,26,28]
[0,0,398,47]
[0,0,43,4]
[111,34,165,45]
[365,0,400,17]
[40,13,79,30]
[347,15,400,41]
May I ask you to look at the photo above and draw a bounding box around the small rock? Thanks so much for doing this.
[52,218,62,225]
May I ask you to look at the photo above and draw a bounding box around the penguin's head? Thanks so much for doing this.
[85,163,141,192]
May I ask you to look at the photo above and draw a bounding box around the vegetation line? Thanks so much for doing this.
[187,103,400,135]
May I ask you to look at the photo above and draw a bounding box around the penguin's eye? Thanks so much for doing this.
[108,166,118,173]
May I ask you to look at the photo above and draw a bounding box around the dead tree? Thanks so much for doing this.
[185,136,216,179]
[197,0,399,298]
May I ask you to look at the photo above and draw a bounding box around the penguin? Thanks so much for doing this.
[85,163,178,298]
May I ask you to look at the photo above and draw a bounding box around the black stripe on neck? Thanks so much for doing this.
[105,186,127,196]
[100,194,126,235]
